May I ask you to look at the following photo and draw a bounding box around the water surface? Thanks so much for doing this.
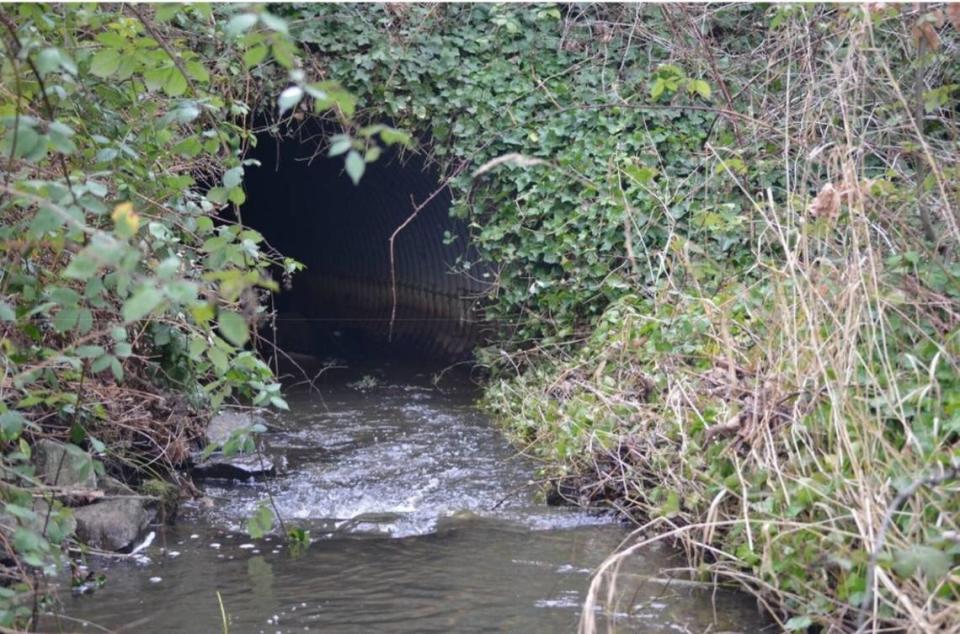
[53,362,767,633]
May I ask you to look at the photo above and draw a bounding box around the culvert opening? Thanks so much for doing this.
[241,126,487,364]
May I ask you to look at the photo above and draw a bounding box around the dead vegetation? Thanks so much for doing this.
[484,4,959,632]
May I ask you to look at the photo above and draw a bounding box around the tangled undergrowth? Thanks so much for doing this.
[0,4,399,627]
[473,6,960,633]
[489,226,959,631]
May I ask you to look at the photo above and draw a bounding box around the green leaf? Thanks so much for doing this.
[228,186,246,205]
[96,147,119,162]
[246,502,274,539]
[184,60,210,83]
[143,66,171,91]
[0,411,27,442]
[110,357,123,381]
[207,347,229,373]
[64,240,116,279]
[188,335,206,360]
[164,69,188,97]
[71,306,91,331]
[287,527,308,547]
[173,136,203,158]
[122,286,163,322]
[96,32,125,48]
[4,503,37,522]
[155,4,181,22]
[207,186,228,204]
[345,150,364,185]
[48,122,76,154]
[53,306,79,333]
[196,216,215,235]
[658,490,680,517]
[893,544,951,580]
[12,527,47,556]
[1,123,41,159]
[624,164,657,184]
[278,86,303,115]
[690,79,712,99]
[650,77,666,100]
[0,300,14,322]
[715,157,747,176]
[175,104,201,124]
[243,43,268,68]
[271,38,296,69]
[35,48,62,76]
[326,87,356,116]
[90,354,113,373]
[225,13,258,37]
[90,48,121,78]
[223,166,244,189]
[75,345,105,358]
[378,127,412,147]
[327,136,352,157]
[218,311,249,347]
[784,616,813,631]
[259,12,288,34]
[89,436,106,454]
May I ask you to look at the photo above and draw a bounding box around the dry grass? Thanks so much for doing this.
[488,5,959,632]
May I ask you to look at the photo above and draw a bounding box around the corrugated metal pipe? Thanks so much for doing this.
[243,130,492,359]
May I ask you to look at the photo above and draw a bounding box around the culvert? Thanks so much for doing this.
[242,128,491,360]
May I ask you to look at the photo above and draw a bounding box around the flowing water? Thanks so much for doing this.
[53,361,768,633]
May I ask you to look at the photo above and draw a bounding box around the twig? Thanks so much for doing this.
[254,442,287,537]
[387,161,466,341]
[216,590,229,634]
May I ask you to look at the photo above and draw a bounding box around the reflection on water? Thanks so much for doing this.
[52,362,767,633]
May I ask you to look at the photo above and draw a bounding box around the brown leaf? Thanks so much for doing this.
[865,3,895,15]
[930,9,946,28]
[808,183,841,220]
[912,22,941,50]
[947,4,960,31]
[913,11,943,50]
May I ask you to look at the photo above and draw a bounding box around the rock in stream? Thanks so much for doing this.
[73,498,156,552]
[192,410,278,480]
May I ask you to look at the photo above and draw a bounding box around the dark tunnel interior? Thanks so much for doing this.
[241,127,489,364]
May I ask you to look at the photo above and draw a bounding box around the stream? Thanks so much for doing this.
[52,361,767,633]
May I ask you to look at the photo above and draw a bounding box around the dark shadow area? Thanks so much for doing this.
[241,124,488,366]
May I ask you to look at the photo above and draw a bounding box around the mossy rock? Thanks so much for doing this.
[139,479,180,524]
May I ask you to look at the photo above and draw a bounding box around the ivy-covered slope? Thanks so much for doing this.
[292,3,732,343]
